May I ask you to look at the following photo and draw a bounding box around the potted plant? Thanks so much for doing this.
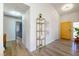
[74,27,79,44]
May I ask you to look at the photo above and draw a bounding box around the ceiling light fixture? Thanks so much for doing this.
[61,3,74,11]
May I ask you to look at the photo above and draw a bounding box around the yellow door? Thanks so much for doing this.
[61,22,72,40]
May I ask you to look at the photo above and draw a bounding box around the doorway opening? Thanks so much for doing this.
[3,3,30,56]
[16,21,22,44]
[73,22,79,40]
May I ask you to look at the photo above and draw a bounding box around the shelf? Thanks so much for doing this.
[36,23,45,24]
[36,14,46,51]
[36,31,46,32]
[36,38,46,40]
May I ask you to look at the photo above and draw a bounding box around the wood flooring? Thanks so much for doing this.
[4,40,31,56]
[32,39,79,56]
[4,39,79,56]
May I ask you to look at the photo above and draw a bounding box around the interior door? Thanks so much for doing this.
[61,22,72,40]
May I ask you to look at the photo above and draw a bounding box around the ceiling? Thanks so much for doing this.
[4,3,79,17]
[4,3,29,16]
[52,3,79,16]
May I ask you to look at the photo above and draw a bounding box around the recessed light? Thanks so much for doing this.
[61,4,74,11]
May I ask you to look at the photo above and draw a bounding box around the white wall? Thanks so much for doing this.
[3,16,21,41]
[22,8,30,50]
[0,3,4,56]
[61,12,79,22]
[26,3,60,52]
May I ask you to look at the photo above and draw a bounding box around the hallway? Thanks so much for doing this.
[3,3,79,56]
